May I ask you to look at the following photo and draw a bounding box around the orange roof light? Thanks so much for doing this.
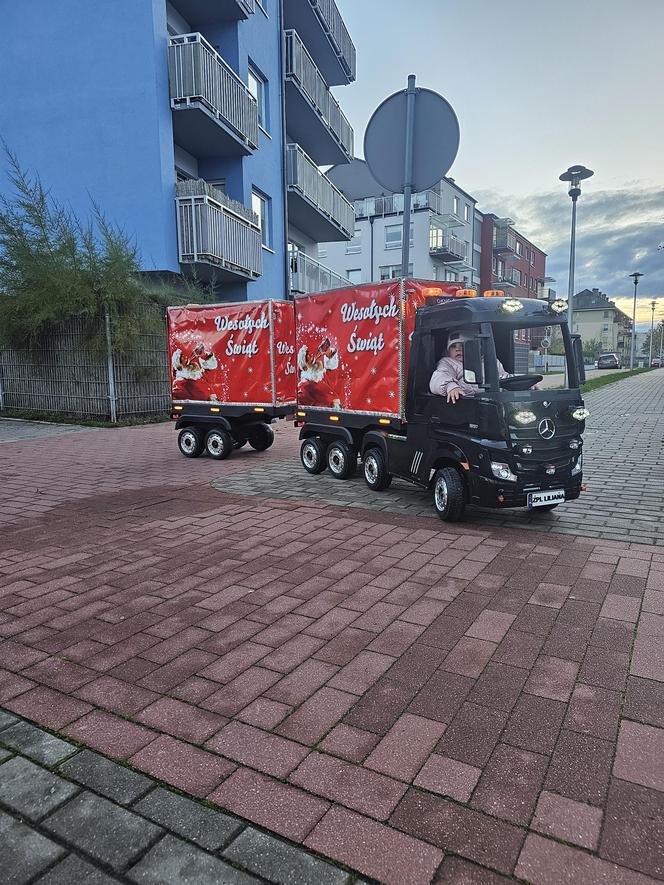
[456,289,477,298]
[484,290,505,297]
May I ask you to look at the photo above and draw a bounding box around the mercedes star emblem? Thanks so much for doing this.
[538,418,556,440]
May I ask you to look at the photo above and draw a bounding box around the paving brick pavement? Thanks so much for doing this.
[0,711,360,884]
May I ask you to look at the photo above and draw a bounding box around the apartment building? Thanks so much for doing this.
[479,214,546,300]
[572,288,633,360]
[0,0,356,302]
[317,160,481,291]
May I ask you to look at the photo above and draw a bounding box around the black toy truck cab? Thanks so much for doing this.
[299,296,588,522]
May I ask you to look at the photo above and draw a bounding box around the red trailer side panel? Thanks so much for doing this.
[167,302,296,407]
[271,301,298,406]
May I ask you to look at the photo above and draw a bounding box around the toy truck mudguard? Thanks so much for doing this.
[296,279,588,522]
[167,300,296,460]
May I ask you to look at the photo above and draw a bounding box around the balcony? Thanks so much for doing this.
[286,143,355,241]
[168,33,258,158]
[284,30,353,165]
[169,0,255,25]
[176,179,262,281]
[289,251,351,295]
[283,0,356,85]
[429,228,467,263]
[493,230,517,253]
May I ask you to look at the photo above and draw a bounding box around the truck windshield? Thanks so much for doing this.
[492,321,575,390]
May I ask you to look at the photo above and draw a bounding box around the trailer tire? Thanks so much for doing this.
[300,437,327,474]
[178,426,204,458]
[233,435,247,450]
[205,429,233,460]
[327,440,357,480]
[363,448,392,491]
[247,423,274,451]
[433,467,465,522]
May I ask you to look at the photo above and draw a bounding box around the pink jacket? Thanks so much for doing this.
[429,356,509,397]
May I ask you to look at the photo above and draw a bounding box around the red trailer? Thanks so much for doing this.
[167,300,296,459]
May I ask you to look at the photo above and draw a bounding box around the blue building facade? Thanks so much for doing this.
[0,0,356,301]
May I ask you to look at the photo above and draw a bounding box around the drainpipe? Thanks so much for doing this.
[369,215,375,282]
[279,0,291,300]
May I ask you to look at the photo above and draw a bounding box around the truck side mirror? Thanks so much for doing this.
[571,335,585,384]
[463,339,484,386]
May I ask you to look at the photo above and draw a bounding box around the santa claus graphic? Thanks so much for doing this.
[171,341,218,401]
[298,336,342,409]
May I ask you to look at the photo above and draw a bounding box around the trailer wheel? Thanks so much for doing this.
[247,423,274,451]
[327,440,357,480]
[433,467,465,522]
[363,448,392,491]
[300,437,327,474]
[205,429,233,460]
[233,435,247,450]
[177,426,204,458]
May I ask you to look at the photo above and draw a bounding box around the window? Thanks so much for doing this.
[346,227,362,253]
[248,65,267,130]
[252,189,270,247]
[464,204,470,222]
[497,259,505,278]
[604,310,609,318]
[346,269,362,284]
[445,269,458,282]
[453,197,460,216]
[515,241,523,256]
[379,263,412,280]
[511,268,521,286]
[317,244,328,259]
[603,324,609,332]
[530,249,535,266]
[384,223,413,250]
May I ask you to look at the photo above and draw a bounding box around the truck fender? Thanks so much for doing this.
[428,445,470,488]
[360,430,389,460]
[175,415,232,433]
[299,423,355,447]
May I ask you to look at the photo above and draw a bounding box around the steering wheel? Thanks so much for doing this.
[499,374,543,391]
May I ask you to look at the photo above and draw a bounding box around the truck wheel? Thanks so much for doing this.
[247,423,274,451]
[300,438,327,474]
[178,427,204,458]
[327,440,357,480]
[363,448,392,491]
[205,429,233,460]
[433,467,465,521]
[233,435,247,450]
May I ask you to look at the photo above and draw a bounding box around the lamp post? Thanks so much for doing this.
[629,272,644,369]
[559,165,594,383]
[649,300,657,366]
[659,315,663,365]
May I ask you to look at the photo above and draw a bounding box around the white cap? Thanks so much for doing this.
[447,331,471,350]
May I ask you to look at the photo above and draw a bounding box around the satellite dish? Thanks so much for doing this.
[364,86,460,194]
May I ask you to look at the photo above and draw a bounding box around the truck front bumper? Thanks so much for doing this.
[468,472,583,510]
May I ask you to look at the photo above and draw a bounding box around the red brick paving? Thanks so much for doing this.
[1,422,663,882]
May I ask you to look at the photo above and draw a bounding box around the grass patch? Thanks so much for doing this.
[0,408,169,428]
[581,367,653,394]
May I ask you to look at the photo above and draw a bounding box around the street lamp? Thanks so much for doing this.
[649,299,657,366]
[559,165,594,382]
[629,272,644,369]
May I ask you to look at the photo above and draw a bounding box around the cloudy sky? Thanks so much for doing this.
[335,0,664,327]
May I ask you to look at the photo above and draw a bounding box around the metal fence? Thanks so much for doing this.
[286,143,355,238]
[311,0,356,81]
[0,306,171,420]
[284,30,353,159]
[289,250,351,295]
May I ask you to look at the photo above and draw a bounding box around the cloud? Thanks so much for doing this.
[474,185,664,308]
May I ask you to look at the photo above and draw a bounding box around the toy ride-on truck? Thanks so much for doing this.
[296,278,588,521]
[167,300,296,460]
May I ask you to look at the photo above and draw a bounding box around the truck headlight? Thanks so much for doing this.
[491,461,517,482]
[571,407,590,421]
[549,299,567,314]
[501,298,523,314]
[571,454,583,476]
[513,410,537,425]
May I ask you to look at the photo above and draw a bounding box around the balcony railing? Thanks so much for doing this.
[429,229,467,262]
[286,143,355,238]
[168,33,258,151]
[289,251,351,295]
[176,180,262,278]
[354,189,445,219]
[493,230,517,253]
[284,30,353,160]
[309,0,356,82]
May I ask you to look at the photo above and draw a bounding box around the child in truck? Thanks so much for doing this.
[430,331,510,404]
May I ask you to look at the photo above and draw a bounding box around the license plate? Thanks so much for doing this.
[528,489,565,508]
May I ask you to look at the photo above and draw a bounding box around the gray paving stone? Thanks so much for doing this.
[0,748,12,763]
[0,809,66,885]
[43,792,162,871]
[0,722,77,766]
[35,854,121,884]
[0,756,78,821]
[128,834,259,884]
[224,828,352,885]
[0,711,18,730]
[134,787,243,850]
[59,750,153,805]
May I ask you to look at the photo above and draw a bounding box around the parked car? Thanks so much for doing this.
[651,357,662,368]
[597,352,622,369]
